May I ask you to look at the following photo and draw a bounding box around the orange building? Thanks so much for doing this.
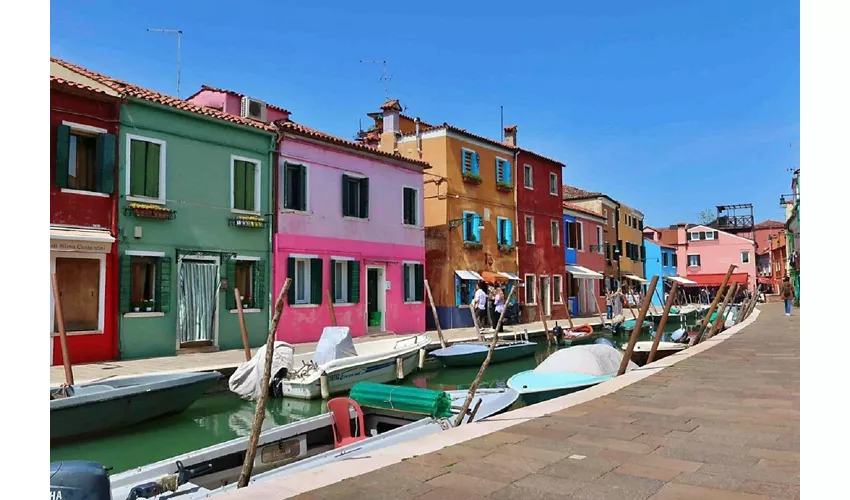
[359,101,519,328]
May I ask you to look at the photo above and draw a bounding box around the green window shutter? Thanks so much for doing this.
[342,174,350,216]
[310,258,323,305]
[55,124,71,188]
[158,256,172,314]
[360,178,369,218]
[233,161,246,211]
[287,257,296,305]
[330,259,337,303]
[403,264,411,302]
[96,133,116,194]
[119,255,132,313]
[254,260,266,310]
[225,258,237,310]
[244,162,256,212]
[144,142,161,199]
[129,139,147,196]
[414,264,424,302]
[349,260,360,303]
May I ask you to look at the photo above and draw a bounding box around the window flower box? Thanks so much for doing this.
[239,296,254,309]
[229,215,266,229]
[496,181,513,192]
[462,172,483,185]
[125,202,176,220]
[498,244,515,254]
[464,241,484,250]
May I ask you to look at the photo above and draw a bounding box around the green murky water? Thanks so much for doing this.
[51,314,699,474]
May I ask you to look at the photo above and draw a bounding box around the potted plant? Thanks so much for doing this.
[132,302,141,313]
[462,172,483,185]
[496,181,513,192]
[498,244,515,254]
[464,241,484,250]
[144,300,154,312]
[244,296,254,309]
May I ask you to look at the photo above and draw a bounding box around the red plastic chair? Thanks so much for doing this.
[327,397,367,449]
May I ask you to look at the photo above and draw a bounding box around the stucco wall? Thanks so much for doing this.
[617,202,644,278]
[644,240,677,305]
[566,198,619,285]
[575,215,606,314]
[677,225,757,290]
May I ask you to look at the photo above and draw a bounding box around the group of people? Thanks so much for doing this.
[470,280,515,332]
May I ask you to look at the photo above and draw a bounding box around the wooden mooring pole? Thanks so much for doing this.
[703,282,738,342]
[234,288,252,362]
[647,280,678,365]
[326,289,337,326]
[454,286,516,427]
[535,286,553,346]
[694,265,736,336]
[52,273,74,387]
[424,280,447,349]
[238,277,291,489]
[618,275,658,376]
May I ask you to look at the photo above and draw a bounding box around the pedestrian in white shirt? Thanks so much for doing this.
[471,281,489,330]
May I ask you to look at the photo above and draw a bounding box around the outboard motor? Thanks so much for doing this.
[551,322,564,345]
[50,461,111,500]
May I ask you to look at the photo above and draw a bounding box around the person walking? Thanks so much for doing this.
[493,286,506,332]
[471,281,489,330]
[780,276,795,316]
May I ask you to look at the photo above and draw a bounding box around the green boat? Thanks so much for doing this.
[429,341,538,368]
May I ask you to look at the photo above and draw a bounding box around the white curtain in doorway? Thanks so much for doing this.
[177,261,221,343]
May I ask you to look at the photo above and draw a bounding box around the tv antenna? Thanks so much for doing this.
[147,28,183,98]
[360,59,392,100]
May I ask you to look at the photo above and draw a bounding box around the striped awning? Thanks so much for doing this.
[565,265,603,279]
[665,276,697,285]
[455,270,483,281]
[624,274,648,284]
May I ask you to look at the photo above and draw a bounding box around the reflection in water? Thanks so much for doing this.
[51,315,698,474]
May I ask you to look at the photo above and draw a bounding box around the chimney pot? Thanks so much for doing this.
[504,125,518,147]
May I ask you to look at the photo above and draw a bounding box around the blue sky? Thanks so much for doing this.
[50,0,799,226]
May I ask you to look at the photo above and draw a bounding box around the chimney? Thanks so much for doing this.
[504,125,517,147]
[379,99,402,153]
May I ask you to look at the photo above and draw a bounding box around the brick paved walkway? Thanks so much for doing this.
[283,303,799,500]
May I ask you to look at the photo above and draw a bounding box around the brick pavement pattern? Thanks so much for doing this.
[291,303,799,500]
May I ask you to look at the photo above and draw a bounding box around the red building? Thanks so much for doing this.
[49,74,121,366]
[505,126,567,323]
[563,203,607,316]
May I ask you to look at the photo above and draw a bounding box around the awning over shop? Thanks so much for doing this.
[757,276,780,285]
[565,265,603,279]
[481,271,507,283]
[499,272,521,280]
[624,274,648,284]
[665,275,697,285]
[455,270,483,281]
[683,273,750,287]
[50,226,114,253]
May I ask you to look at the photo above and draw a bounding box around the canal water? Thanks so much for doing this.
[51,315,700,474]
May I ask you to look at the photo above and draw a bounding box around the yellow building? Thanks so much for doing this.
[360,101,519,328]
[617,202,646,291]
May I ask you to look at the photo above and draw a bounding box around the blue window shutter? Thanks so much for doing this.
[506,219,513,245]
[504,160,511,185]
[472,152,480,175]
[462,151,470,174]
[473,213,482,242]
[455,275,461,306]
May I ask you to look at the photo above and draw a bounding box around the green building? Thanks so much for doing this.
[55,59,277,359]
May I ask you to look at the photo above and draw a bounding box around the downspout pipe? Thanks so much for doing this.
[111,98,124,361]
[268,129,280,334]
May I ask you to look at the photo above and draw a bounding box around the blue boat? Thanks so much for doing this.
[507,345,637,405]
[429,341,538,368]
[622,319,653,331]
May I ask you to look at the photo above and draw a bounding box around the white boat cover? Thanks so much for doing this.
[535,344,637,376]
[229,341,295,401]
[312,327,358,365]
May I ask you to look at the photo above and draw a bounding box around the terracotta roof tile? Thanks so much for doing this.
[754,220,785,229]
[381,99,402,111]
[51,58,275,132]
[519,147,564,167]
[193,84,291,114]
[562,202,605,219]
[562,184,601,200]
[50,76,119,99]
[277,120,431,170]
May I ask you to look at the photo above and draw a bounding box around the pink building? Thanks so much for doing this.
[188,87,430,343]
[563,203,607,316]
[662,223,756,292]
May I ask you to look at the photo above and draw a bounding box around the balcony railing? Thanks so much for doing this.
[779,193,797,206]
[589,245,605,254]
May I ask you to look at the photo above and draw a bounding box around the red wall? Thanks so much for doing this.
[575,214,607,313]
[50,87,120,365]
[516,152,566,322]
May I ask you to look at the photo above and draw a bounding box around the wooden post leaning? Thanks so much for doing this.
[52,273,74,387]
[535,286,553,346]
[237,277,292,489]
[618,275,659,376]
[234,288,252,362]
[561,280,576,329]
[703,282,738,342]
[694,264,736,335]
[326,289,337,327]
[424,280,447,349]
[454,286,516,427]
[647,280,679,365]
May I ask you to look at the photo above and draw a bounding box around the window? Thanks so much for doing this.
[596,226,604,253]
[463,211,481,243]
[123,254,171,313]
[577,221,584,251]
[551,220,560,247]
[566,221,581,249]
[631,216,637,229]
[523,165,533,188]
[462,149,479,176]
[672,253,678,267]
[224,257,266,310]
[232,157,261,213]
[626,214,631,226]
[553,275,563,304]
[616,208,620,223]
[603,209,608,221]
[741,251,750,264]
[403,263,424,303]
[55,123,116,194]
[549,173,558,195]
[456,277,475,306]
[402,187,418,226]
[638,219,644,230]
[662,252,669,267]
[283,162,308,212]
[640,245,646,262]
[524,274,537,304]
[235,260,255,304]
[288,257,325,305]
[330,258,360,304]
[495,158,511,185]
[605,242,611,260]
[54,256,102,331]
[497,217,513,246]
[705,231,715,240]
[342,174,369,218]
[127,135,166,201]
[525,216,535,243]
[687,254,701,267]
